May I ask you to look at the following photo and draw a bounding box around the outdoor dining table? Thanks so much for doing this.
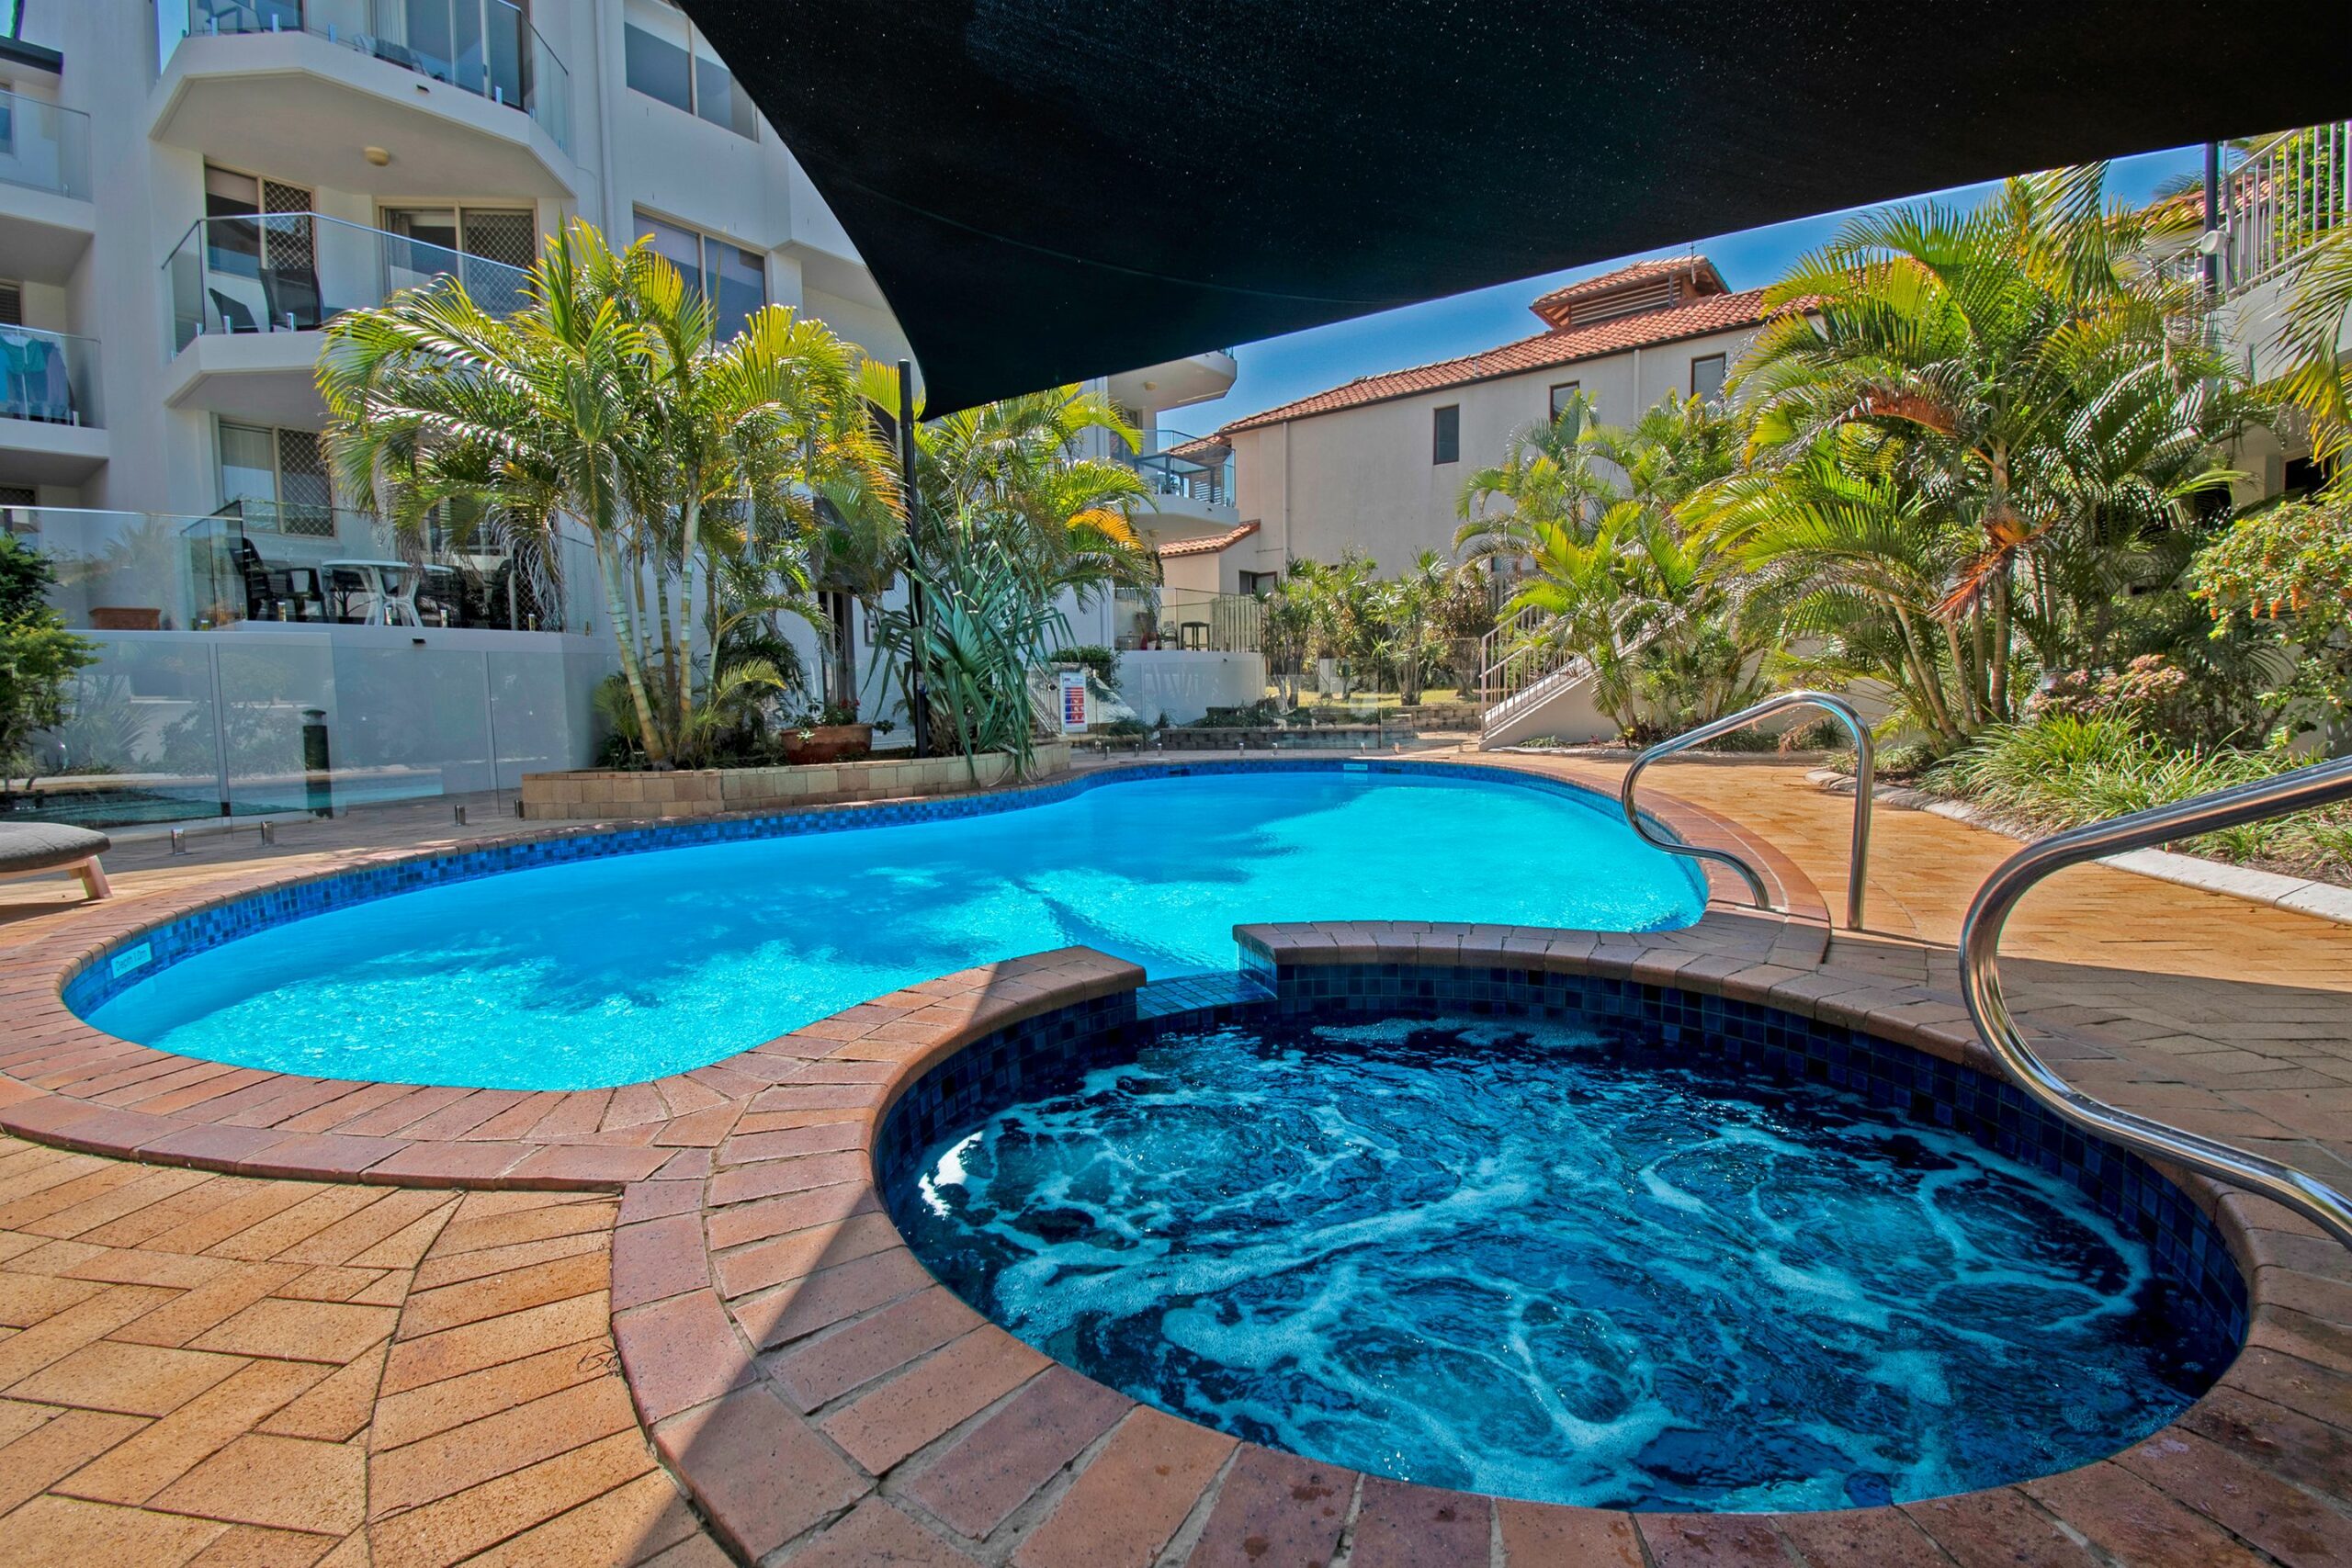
[322,558,424,626]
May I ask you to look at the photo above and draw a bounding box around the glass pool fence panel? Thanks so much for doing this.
[168,213,534,351]
[8,637,612,829]
[6,635,228,829]
[0,88,91,200]
[169,0,571,153]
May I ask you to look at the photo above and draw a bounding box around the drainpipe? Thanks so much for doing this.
[2202,141,2222,303]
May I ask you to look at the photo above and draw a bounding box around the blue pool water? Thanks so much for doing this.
[85,769,1704,1090]
[893,1015,2220,1511]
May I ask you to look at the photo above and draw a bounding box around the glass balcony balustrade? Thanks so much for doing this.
[0,87,92,200]
[0,326,99,427]
[164,0,571,152]
[165,210,533,350]
[4,504,586,636]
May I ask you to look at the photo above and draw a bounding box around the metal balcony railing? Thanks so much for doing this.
[2207,121,2351,296]
[168,0,571,152]
[1961,756,2352,1250]
[164,211,533,351]
[0,87,91,200]
[1120,431,1234,509]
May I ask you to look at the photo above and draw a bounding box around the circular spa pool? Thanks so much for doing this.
[888,1010,2241,1513]
[72,764,1706,1090]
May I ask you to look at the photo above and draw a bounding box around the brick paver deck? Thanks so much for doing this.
[0,752,2345,1565]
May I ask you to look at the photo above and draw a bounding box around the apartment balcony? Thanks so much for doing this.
[0,327,107,485]
[1106,350,1239,416]
[6,502,585,635]
[161,211,531,423]
[153,0,576,200]
[0,88,95,285]
[1122,434,1239,531]
[2188,122,2352,382]
[1113,585,1262,653]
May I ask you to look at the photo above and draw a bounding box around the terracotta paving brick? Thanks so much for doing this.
[377,1291,611,1397]
[898,1363,1128,1532]
[10,1341,245,1416]
[731,1244,933,1349]
[769,1284,981,1411]
[1778,1506,1954,1567]
[368,1340,610,1453]
[149,1432,368,1535]
[1496,1496,1645,1567]
[650,1384,868,1561]
[2025,1462,2275,1568]
[56,1359,333,1505]
[788,1497,976,1567]
[1350,1476,1493,1568]
[818,1325,1048,1473]
[1899,1488,2101,1568]
[189,1296,399,1363]
[1188,1443,1354,1568]
[372,1375,639,1516]
[0,1406,147,1514]
[0,1493,231,1563]
[1012,1405,1236,1568]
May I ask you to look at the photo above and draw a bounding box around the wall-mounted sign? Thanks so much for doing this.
[1057,670,1090,734]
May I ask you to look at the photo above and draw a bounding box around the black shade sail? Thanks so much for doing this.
[680,2,2352,412]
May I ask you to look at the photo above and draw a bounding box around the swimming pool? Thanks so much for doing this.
[891,1011,2231,1511]
[78,763,1707,1090]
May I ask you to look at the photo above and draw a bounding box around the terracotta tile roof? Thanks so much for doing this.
[1527,256,1726,322]
[1217,288,1777,436]
[1160,433,1229,463]
[1155,519,1260,558]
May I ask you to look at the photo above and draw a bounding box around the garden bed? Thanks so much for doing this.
[520,743,1071,821]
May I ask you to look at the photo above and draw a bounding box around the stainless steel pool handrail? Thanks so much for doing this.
[1620,691,1874,929]
[1960,754,2352,1252]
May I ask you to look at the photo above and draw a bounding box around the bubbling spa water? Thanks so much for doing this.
[893,1016,2227,1512]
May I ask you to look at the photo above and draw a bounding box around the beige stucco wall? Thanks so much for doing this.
[1227,322,1765,576]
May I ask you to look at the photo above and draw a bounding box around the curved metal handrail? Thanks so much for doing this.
[1961,754,2352,1251]
[1620,691,1874,929]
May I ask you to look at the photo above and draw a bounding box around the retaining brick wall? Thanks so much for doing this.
[520,744,1072,820]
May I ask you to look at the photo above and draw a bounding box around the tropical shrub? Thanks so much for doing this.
[1720,165,2252,745]
[1928,716,2350,875]
[0,536,95,788]
[2187,499,2352,739]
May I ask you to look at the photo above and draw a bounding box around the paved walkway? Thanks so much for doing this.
[0,754,2344,1565]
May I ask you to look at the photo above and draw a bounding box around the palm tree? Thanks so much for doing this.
[319,221,897,767]
[2278,225,2352,487]
[857,370,1156,770]
[1735,164,2246,729]
[1453,390,1616,576]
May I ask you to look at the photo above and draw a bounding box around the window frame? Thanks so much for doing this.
[1690,353,1728,403]
[1548,380,1581,422]
[632,208,766,339]
[622,2,759,140]
[1431,403,1461,466]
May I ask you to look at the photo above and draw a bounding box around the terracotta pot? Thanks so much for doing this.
[780,723,873,764]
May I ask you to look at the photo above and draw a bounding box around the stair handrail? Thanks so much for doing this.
[1960,754,2352,1250]
[1619,690,1874,929]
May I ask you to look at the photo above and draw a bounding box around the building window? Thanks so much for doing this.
[1239,570,1278,597]
[1548,381,1581,422]
[1690,353,1728,404]
[623,0,759,139]
[636,210,765,339]
[220,422,335,536]
[1432,404,1460,465]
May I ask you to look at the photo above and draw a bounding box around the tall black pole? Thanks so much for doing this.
[2202,141,2222,302]
[898,359,930,758]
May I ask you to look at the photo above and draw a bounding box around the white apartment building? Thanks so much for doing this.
[1165,257,1775,592]
[0,1,1246,820]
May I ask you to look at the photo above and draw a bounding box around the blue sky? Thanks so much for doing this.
[1159,145,2208,440]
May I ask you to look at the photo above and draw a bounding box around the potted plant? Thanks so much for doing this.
[779,700,873,764]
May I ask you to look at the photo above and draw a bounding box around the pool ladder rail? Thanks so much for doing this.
[1962,753,2352,1252]
[1620,691,1874,930]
